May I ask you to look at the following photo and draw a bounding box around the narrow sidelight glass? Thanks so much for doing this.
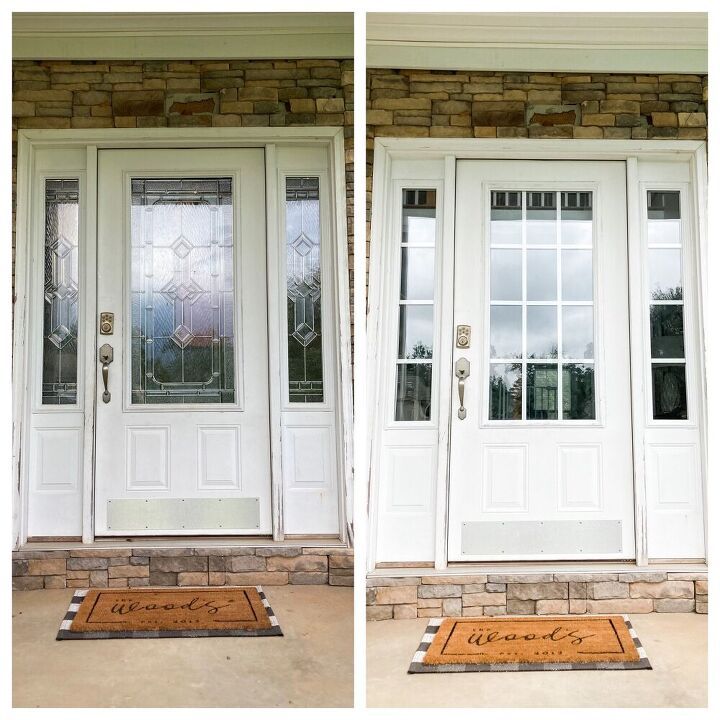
[42,179,80,405]
[286,177,324,403]
[395,189,436,421]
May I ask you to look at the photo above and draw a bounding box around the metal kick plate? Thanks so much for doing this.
[461,520,623,555]
[107,498,260,531]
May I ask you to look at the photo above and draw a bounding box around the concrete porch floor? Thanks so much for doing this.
[367,614,707,708]
[13,586,353,708]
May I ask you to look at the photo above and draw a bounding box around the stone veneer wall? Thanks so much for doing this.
[11,58,354,333]
[13,546,353,590]
[367,571,707,620]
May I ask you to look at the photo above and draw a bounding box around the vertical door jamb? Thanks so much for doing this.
[434,154,456,569]
[81,144,98,543]
[265,143,285,541]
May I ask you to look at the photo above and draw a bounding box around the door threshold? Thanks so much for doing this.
[20,535,348,552]
[369,560,707,577]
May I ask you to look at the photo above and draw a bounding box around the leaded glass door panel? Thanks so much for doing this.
[448,161,635,560]
[94,149,271,535]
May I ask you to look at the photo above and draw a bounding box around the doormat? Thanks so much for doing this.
[408,615,651,673]
[56,586,282,639]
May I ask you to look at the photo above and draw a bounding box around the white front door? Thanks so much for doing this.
[94,149,271,535]
[448,160,635,560]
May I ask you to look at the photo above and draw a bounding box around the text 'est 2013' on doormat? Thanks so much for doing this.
[57,586,282,639]
[409,615,651,673]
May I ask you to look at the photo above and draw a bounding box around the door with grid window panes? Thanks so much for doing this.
[93,149,272,535]
[447,161,636,560]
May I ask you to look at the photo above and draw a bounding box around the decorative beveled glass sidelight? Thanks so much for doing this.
[647,190,687,420]
[488,190,596,421]
[42,179,80,405]
[286,177,324,403]
[130,178,236,404]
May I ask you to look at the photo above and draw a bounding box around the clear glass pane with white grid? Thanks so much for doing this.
[395,189,436,421]
[647,190,687,420]
[488,190,595,421]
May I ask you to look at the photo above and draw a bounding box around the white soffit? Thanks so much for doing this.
[367,13,708,73]
[12,12,353,60]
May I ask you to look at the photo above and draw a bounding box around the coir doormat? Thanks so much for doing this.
[56,586,282,639]
[409,615,651,673]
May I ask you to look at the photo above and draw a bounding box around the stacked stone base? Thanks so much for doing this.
[12,546,354,590]
[367,571,707,620]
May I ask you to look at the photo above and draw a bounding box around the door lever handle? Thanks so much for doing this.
[99,343,114,404]
[455,357,470,420]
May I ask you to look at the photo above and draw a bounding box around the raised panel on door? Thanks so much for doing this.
[94,149,271,535]
[448,160,635,561]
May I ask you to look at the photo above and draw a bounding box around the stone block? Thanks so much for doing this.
[603,127,632,139]
[417,598,442,608]
[329,574,353,587]
[585,598,654,613]
[443,598,463,616]
[573,126,603,138]
[678,128,707,139]
[695,580,707,595]
[67,557,109,571]
[394,604,418,619]
[569,599,587,614]
[630,581,694,599]
[108,565,150,579]
[150,556,208,573]
[600,99,640,113]
[652,112,678,127]
[483,606,508,617]
[131,548,193,557]
[329,555,353,569]
[418,608,439,618]
[209,572,226,586]
[228,556,266,572]
[66,570,89,579]
[667,573,707,581]
[374,586,418,605]
[484,583,506,592]
[148,571,178,586]
[569,582,588,599]
[417,584,462,599]
[582,113,615,126]
[488,574,554,584]
[536,600,569,615]
[255,547,302,557]
[654,599,696,613]
[422,575,487,585]
[529,125,574,138]
[12,560,28,576]
[617,572,667,583]
[177,572,209,586]
[587,581,630,600]
[472,104,525,127]
[27,559,66,576]
[367,577,420,587]
[696,601,708,614]
[225,572,288,586]
[289,572,329,585]
[506,599,535,614]
[12,101,35,116]
[129,556,150,565]
[462,592,506,607]
[108,578,129,588]
[89,571,108,587]
[678,112,707,127]
[112,90,164,116]
[128,577,150,587]
[507,583,568,600]
[44,576,66,589]
[367,605,392,621]
[266,555,327,572]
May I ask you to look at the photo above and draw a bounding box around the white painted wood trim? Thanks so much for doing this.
[265,144,284,542]
[433,155,456,571]
[626,156,648,566]
[367,12,707,73]
[81,145,98,544]
[13,127,352,547]
[12,12,353,60]
[331,129,354,542]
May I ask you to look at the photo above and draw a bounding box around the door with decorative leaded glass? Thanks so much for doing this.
[93,149,271,535]
[447,160,636,560]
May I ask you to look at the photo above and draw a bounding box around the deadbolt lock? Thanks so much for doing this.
[100,312,114,335]
[456,324,471,349]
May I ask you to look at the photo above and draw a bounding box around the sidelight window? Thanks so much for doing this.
[41,179,80,405]
[488,190,596,421]
[647,191,687,420]
[395,189,437,421]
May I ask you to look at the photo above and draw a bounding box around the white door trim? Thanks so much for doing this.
[367,138,707,572]
[12,127,352,548]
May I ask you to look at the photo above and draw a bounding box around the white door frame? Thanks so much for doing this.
[367,138,708,571]
[12,127,353,548]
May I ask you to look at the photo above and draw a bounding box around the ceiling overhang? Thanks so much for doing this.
[367,13,708,74]
[12,12,354,61]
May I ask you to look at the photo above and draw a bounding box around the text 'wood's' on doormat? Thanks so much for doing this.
[56,586,282,639]
[408,615,651,672]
